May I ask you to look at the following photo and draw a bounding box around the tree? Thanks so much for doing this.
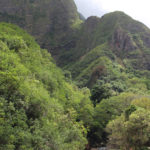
[106,109,150,150]
[131,97,150,110]
[0,23,92,150]
[91,82,111,106]
[88,92,136,147]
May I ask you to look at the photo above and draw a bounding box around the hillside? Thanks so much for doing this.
[1,1,150,149]
[0,0,82,58]
[1,1,150,81]
[0,23,94,150]
[62,12,150,89]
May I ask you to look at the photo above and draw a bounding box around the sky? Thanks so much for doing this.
[74,0,150,28]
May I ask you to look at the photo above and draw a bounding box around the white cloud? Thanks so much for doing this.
[74,0,106,18]
[74,0,150,27]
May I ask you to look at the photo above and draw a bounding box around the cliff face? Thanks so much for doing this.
[0,0,80,54]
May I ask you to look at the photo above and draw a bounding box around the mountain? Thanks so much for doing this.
[59,12,150,147]
[1,1,150,88]
[0,0,82,58]
[1,1,150,149]
[0,22,94,150]
[61,11,150,88]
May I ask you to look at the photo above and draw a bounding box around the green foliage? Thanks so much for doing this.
[106,109,150,150]
[0,23,94,150]
[91,81,111,106]
[89,92,145,146]
[131,97,150,109]
[2,8,150,149]
[125,105,137,121]
[61,12,150,100]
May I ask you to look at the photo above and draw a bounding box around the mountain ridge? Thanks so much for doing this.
[59,11,150,88]
[1,1,150,149]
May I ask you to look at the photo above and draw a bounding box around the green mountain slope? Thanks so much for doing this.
[0,0,82,58]
[62,11,150,89]
[58,12,150,147]
[0,23,94,150]
[1,2,150,148]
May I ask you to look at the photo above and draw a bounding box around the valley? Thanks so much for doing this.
[0,0,150,149]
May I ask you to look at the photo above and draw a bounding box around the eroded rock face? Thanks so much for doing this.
[111,28,137,57]
[0,0,79,51]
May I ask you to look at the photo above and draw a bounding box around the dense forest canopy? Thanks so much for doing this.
[0,23,94,150]
[0,0,150,150]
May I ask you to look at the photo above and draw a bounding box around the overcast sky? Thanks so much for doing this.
[74,0,150,28]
